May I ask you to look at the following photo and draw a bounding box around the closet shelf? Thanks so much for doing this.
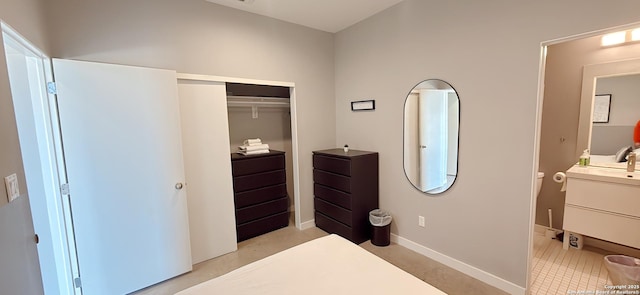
[227,95,290,108]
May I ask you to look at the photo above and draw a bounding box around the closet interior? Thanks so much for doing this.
[225,82,295,240]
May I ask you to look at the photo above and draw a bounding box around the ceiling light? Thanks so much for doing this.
[632,28,640,42]
[601,31,626,46]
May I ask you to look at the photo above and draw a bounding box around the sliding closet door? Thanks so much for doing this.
[177,79,237,264]
[53,59,192,294]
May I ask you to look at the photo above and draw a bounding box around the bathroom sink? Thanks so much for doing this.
[566,165,640,186]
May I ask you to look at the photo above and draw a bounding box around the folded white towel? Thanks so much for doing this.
[243,138,262,146]
[238,149,270,156]
[239,144,270,152]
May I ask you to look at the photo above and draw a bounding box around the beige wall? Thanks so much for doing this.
[45,0,336,223]
[538,34,640,231]
[335,0,640,289]
[0,0,49,293]
[8,0,640,292]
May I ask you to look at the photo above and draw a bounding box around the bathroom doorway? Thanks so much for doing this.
[529,21,640,293]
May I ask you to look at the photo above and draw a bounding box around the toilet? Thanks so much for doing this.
[536,172,544,198]
[537,172,556,238]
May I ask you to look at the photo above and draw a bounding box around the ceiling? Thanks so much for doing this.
[204,0,404,33]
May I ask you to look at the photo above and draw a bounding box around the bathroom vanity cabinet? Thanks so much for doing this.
[312,149,379,244]
[563,165,640,249]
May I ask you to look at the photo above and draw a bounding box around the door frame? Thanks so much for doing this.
[176,73,302,229]
[1,21,80,295]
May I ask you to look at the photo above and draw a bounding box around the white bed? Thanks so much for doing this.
[175,234,447,295]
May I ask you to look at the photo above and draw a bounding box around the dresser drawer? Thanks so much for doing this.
[313,154,351,176]
[314,183,351,210]
[232,154,285,177]
[234,184,287,208]
[236,211,289,242]
[235,196,288,224]
[313,169,351,193]
[233,170,286,192]
[314,197,352,226]
[315,211,353,241]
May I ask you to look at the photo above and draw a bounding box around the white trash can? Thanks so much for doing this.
[604,255,640,286]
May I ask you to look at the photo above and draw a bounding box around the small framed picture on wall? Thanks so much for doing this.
[592,94,611,123]
[351,100,375,111]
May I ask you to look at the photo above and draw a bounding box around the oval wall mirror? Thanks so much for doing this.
[403,79,460,194]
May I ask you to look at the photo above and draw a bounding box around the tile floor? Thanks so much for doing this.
[132,225,507,295]
[530,231,613,294]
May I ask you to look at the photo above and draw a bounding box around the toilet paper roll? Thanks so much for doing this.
[553,172,567,192]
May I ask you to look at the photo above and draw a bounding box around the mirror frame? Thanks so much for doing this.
[576,58,640,158]
[402,79,460,195]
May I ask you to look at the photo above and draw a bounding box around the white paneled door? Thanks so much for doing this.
[53,59,192,294]
[418,89,448,191]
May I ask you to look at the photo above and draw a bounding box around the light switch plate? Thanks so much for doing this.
[4,173,19,202]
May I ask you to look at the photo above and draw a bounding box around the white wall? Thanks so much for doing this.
[45,0,336,223]
[334,0,640,291]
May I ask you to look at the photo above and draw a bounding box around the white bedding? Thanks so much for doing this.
[175,234,447,295]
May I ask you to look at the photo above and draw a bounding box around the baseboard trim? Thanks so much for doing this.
[391,234,526,295]
[299,219,316,230]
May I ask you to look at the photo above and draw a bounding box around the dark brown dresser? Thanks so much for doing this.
[313,148,379,244]
[231,150,289,242]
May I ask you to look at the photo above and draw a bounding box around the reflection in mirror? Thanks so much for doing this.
[403,79,459,194]
[587,73,640,170]
[577,58,640,159]
[576,58,640,170]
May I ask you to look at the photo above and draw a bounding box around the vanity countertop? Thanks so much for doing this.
[566,164,640,186]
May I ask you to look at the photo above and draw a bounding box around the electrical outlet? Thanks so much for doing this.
[418,215,425,227]
[4,174,19,202]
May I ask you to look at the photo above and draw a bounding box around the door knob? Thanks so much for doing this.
[175,182,184,190]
